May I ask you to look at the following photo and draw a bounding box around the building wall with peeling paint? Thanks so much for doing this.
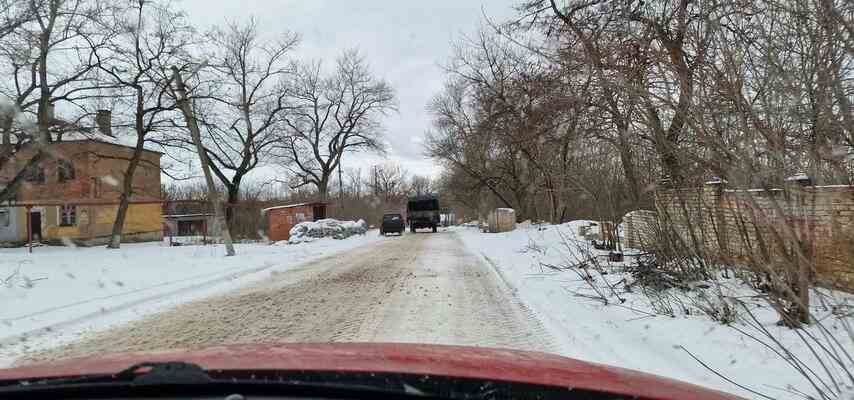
[0,140,163,246]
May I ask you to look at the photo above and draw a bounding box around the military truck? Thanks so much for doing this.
[406,195,440,233]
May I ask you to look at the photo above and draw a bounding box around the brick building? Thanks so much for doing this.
[263,202,327,241]
[0,136,163,246]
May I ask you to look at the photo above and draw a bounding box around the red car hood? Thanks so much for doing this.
[0,342,740,400]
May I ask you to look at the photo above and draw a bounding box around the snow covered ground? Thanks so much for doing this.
[0,232,381,367]
[21,232,554,365]
[452,222,854,400]
[2,221,851,399]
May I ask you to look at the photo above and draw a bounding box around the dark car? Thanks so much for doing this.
[381,213,405,235]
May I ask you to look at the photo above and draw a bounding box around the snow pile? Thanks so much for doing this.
[288,218,368,244]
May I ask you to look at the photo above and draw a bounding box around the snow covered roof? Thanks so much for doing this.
[785,173,810,181]
[55,138,165,155]
[58,130,122,144]
[163,213,213,219]
[261,202,326,213]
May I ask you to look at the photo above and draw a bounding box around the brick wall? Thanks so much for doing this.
[1,140,161,203]
[265,204,318,241]
[634,181,854,291]
[0,140,163,245]
[624,210,657,249]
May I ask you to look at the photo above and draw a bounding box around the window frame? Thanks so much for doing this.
[57,159,76,183]
[24,166,45,184]
[0,208,9,227]
[58,205,77,227]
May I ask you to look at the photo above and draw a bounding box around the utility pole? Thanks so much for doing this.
[170,66,236,256]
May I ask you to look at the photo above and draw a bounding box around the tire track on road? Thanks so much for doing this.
[19,232,557,365]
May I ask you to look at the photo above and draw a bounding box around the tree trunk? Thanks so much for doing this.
[108,91,146,249]
[107,153,141,249]
[171,66,235,256]
[318,176,330,202]
[1,114,11,158]
[37,29,51,144]
[226,183,239,232]
[616,126,641,205]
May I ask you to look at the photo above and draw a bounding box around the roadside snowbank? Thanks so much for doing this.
[452,222,854,400]
[288,219,368,244]
[0,232,380,366]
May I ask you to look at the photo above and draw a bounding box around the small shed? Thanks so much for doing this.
[263,202,327,241]
[162,200,220,243]
[485,208,516,233]
[163,213,215,236]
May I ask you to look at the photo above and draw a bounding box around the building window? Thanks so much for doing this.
[92,177,101,198]
[25,166,45,184]
[59,205,76,227]
[0,209,9,227]
[58,159,75,183]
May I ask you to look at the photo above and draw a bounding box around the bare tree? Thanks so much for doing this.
[346,167,364,200]
[409,175,433,197]
[188,19,299,228]
[171,65,236,257]
[276,49,396,201]
[368,163,408,204]
[0,0,113,203]
[426,78,518,212]
[93,0,192,248]
[0,0,31,41]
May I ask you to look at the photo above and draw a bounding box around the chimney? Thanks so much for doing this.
[95,109,112,137]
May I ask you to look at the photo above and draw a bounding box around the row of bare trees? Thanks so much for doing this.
[161,163,436,237]
[428,0,854,225]
[428,0,854,327]
[0,0,397,251]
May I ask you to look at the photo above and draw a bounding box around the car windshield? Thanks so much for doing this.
[1,1,853,400]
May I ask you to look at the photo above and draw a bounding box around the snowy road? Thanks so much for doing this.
[23,231,555,364]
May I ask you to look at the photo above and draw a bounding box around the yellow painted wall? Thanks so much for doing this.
[14,208,25,239]
[89,203,162,236]
[9,203,162,244]
[123,203,163,234]
[39,203,162,242]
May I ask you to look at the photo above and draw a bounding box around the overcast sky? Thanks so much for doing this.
[175,0,519,180]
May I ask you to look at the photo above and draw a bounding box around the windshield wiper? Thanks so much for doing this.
[1,361,211,388]
[0,362,440,399]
